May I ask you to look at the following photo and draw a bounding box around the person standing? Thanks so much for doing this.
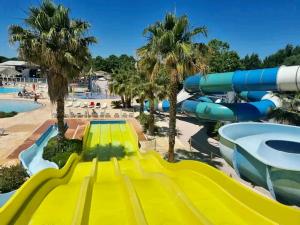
[32,83,36,92]
[34,93,38,103]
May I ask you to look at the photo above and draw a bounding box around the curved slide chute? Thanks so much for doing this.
[1,121,300,225]
[1,152,300,225]
[182,65,300,121]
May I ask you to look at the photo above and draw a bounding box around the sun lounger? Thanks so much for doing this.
[88,101,95,108]
[122,113,128,118]
[105,113,111,118]
[95,102,101,108]
[77,112,83,118]
[0,128,7,136]
[81,102,88,108]
[101,103,107,109]
[129,112,134,118]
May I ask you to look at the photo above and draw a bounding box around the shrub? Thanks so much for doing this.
[111,100,122,108]
[138,113,159,134]
[0,111,18,118]
[206,121,222,140]
[269,108,300,126]
[83,144,126,161]
[0,164,28,193]
[43,137,83,168]
[138,113,150,132]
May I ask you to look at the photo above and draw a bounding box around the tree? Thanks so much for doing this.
[136,48,160,135]
[9,0,96,141]
[109,66,136,108]
[0,56,18,63]
[263,44,294,67]
[283,54,300,66]
[207,39,241,73]
[241,53,262,70]
[93,56,108,71]
[141,13,208,161]
[92,54,136,73]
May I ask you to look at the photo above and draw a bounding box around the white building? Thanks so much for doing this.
[0,60,39,78]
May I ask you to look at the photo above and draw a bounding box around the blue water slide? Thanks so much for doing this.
[180,66,294,121]
[19,125,58,176]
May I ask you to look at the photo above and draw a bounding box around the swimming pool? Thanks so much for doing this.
[0,99,42,113]
[0,87,21,94]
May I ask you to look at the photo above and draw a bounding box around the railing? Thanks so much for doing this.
[1,77,47,84]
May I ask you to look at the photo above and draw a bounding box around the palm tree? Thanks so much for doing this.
[137,47,161,135]
[132,71,148,115]
[109,67,136,108]
[9,0,96,141]
[141,13,208,161]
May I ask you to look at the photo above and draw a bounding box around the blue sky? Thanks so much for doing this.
[0,0,300,59]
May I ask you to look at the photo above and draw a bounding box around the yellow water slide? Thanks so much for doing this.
[0,121,299,225]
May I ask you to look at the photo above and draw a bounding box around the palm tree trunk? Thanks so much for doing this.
[168,76,178,162]
[56,96,65,141]
[140,97,145,115]
[126,97,131,108]
[121,95,125,108]
[149,97,155,135]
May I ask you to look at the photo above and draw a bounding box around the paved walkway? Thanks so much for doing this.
[0,94,54,165]
[7,119,88,161]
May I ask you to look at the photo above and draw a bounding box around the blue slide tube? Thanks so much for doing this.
[181,66,294,121]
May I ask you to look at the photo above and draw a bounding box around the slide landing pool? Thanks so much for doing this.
[219,122,300,206]
[84,120,138,155]
[1,121,300,224]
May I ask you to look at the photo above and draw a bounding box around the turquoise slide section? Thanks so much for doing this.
[182,67,283,121]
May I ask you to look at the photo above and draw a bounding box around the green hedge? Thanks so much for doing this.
[43,137,83,168]
[0,111,18,118]
[0,164,28,193]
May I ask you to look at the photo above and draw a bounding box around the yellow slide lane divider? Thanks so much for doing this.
[71,158,98,225]
[139,153,277,225]
[112,157,148,225]
[145,151,300,225]
[131,156,214,225]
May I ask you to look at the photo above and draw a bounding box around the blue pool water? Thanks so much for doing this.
[0,87,21,94]
[0,99,42,112]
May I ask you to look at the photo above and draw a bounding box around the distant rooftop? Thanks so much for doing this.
[0,60,38,67]
[94,70,111,79]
